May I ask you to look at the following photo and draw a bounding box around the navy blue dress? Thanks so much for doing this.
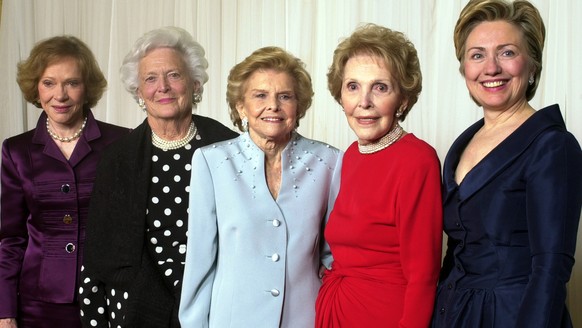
[432,105,582,328]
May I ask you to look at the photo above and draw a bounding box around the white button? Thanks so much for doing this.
[270,289,280,297]
[271,254,280,262]
[272,219,281,227]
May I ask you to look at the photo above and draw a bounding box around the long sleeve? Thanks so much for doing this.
[178,149,217,327]
[78,265,110,328]
[320,152,343,269]
[0,140,28,318]
[516,130,582,327]
[397,148,443,328]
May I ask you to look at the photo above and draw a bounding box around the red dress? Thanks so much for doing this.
[315,134,443,328]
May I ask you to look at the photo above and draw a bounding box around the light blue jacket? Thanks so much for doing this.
[179,132,342,328]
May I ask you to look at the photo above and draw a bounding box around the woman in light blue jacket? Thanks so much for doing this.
[179,46,342,328]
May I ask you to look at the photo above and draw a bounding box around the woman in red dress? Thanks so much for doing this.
[315,23,443,328]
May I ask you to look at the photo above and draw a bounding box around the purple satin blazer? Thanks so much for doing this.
[0,111,129,318]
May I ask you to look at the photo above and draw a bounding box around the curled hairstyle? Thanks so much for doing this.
[17,35,107,109]
[120,26,209,103]
[327,23,422,121]
[454,0,545,101]
[226,46,314,131]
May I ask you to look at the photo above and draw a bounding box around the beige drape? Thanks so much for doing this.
[1,0,581,324]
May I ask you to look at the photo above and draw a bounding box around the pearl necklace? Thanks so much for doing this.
[151,121,198,150]
[358,123,404,154]
[46,116,88,142]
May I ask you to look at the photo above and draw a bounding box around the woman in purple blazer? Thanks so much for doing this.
[0,36,129,328]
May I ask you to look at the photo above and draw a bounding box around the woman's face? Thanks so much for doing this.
[137,47,198,121]
[38,57,86,126]
[236,69,297,146]
[463,20,531,111]
[340,54,405,145]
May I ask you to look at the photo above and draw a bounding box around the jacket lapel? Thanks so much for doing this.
[445,104,564,204]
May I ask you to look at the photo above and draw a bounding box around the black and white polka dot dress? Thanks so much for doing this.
[79,143,194,327]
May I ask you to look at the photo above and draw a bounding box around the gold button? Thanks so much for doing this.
[63,215,73,224]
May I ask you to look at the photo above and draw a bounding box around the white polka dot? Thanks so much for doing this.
[124,292,129,299]
[185,186,190,192]
[152,155,159,162]
[98,307,105,314]
[156,246,163,253]
[166,258,174,262]
[174,154,181,160]
[80,309,84,317]
[176,220,184,227]
[84,298,91,305]
[90,319,97,327]
[117,302,122,310]
[165,268,173,276]
[158,260,165,265]
[175,197,182,204]
[84,277,91,284]
[185,144,192,150]
[152,176,159,183]
[111,289,116,296]
[174,280,180,286]
[150,237,158,244]
[172,241,179,247]
[185,163,192,171]
[106,299,110,306]
[164,230,171,236]
[163,164,170,171]
[92,286,99,293]
[111,311,116,319]
[152,197,159,204]
[174,175,181,182]
[164,208,172,216]
[81,265,85,271]
[79,287,84,294]
[179,245,187,254]
[163,186,170,193]
[153,220,161,228]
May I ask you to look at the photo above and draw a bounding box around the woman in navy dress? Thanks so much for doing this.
[432,1,582,327]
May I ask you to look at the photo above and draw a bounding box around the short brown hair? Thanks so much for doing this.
[327,23,422,121]
[226,46,313,131]
[17,35,107,109]
[454,0,545,101]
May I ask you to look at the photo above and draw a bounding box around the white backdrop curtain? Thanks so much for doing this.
[1,0,581,324]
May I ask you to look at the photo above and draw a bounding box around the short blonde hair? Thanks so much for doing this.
[454,0,545,102]
[226,46,313,131]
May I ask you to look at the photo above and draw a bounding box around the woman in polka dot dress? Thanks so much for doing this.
[78,27,238,328]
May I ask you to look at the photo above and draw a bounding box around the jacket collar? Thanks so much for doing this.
[443,104,566,203]
[31,110,100,166]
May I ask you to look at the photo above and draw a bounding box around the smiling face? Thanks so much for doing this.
[137,47,198,122]
[236,69,298,148]
[340,54,406,145]
[38,57,86,128]
[463,20,532,112]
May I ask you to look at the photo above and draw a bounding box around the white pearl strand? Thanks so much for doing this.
[358,123,404,154]
[151,121,198,150]
[46,116,88,142]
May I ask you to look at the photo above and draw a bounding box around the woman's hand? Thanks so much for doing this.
[319,262,332,279]
[0,318,17,328]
